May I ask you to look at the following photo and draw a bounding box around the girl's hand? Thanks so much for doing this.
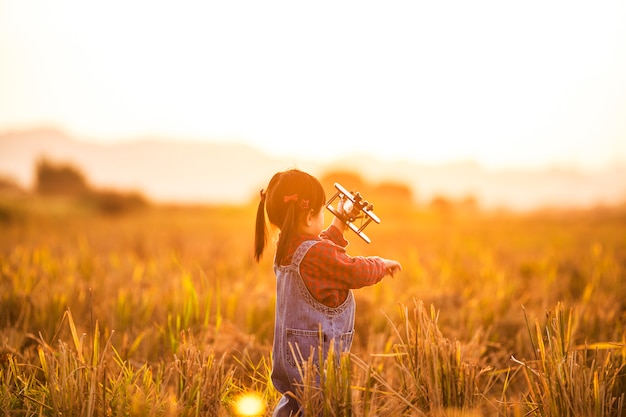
[383,259,402,277]
[331,196,348,233]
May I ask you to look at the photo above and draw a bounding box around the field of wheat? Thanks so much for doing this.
[1,190,625,416]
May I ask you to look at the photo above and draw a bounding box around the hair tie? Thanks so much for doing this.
[283,194,298,203]
[300,199,309,210]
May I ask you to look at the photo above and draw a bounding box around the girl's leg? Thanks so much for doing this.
[272,394,300,417]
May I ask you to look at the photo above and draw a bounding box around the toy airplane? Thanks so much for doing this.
[325,183,380,243]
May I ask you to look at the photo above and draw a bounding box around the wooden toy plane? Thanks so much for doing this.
[325,182,380,243]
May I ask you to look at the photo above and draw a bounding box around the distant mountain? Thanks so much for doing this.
[0,128,325,204]
[332,155,626,211]
[1,128,625,210]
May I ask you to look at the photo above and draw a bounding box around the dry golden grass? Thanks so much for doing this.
[0,194,625,415]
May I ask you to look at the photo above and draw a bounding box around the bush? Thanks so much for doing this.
[35,158,88,197]
[33,157,149,214]
[85,189,149,215]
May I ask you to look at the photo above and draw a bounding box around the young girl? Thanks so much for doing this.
[254,169,402,416]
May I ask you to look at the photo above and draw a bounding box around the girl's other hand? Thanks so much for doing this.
[383,259,402,277]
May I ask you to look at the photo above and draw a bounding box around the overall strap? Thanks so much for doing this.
[290,240,319,268]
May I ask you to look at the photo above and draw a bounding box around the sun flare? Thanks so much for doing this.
[233,392,266,417]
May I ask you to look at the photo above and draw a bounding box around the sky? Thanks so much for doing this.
[1,0,625,171]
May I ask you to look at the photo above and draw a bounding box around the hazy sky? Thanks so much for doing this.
[1,1,625,170]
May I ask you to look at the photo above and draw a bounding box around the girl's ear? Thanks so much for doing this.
[305,209,314,226]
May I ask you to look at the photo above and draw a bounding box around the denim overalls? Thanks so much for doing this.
[271,239,356,416]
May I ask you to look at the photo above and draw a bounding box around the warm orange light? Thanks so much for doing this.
[233,392,266,416]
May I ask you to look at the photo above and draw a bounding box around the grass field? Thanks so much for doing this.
[1,191,625,416]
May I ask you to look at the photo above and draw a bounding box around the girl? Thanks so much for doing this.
[254,169,402,416]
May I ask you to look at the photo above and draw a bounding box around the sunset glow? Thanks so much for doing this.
[233,392,266,416]
[1,1,625,170]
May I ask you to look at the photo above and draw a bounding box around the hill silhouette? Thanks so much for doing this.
[1,128,625,211]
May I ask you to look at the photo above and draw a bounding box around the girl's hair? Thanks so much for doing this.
[254,169,326,263]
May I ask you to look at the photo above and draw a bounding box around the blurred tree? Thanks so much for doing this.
[319,170,368,197]
[89,188,148,215]
[429,195,452,217]
[458,194,480,214]
[369,181,415,221]
[34,158,148,213]
[428,194,481,219]
[374,181,413,203]
[35,158,89,196]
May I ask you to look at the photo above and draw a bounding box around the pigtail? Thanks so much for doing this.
[254,190,268,262]
[275,201,296,265]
